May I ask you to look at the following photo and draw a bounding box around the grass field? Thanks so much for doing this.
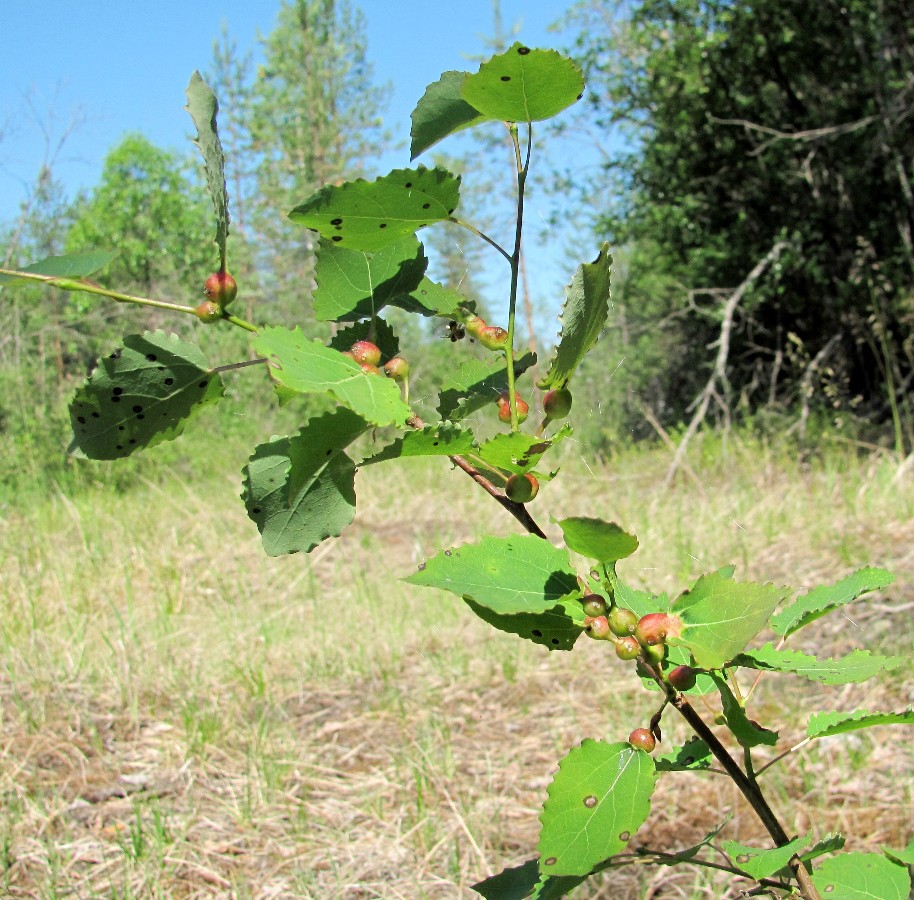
[1,429,912,898]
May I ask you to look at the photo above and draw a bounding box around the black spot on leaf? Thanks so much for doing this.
[422,202,430,209]
[133,405,143,413]
[113,387,123,396]
[330,217,343,225]
[332,235,343,242]
[500,75,511,82]
[532,629,543,637]
[517,46,530,55]
[146,353,157,362]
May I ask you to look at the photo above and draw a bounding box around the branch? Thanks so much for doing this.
[664,241,789,486]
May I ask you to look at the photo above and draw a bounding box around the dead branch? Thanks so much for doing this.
[663,241,789,487]
[785,333,842,440]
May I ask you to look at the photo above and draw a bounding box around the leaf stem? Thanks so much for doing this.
[405,414,548,539]
[0,267,259,333]
[504,123,533,431]
[449,218,511,264]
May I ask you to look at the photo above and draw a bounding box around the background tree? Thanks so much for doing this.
[240,0,390,321]
[565,0,914,448]
[65,134,212,298]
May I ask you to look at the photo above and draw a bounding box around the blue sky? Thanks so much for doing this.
[1,1,612,307]
[1,1,585,210]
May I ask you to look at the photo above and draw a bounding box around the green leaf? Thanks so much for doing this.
[654,818,731,862]
[0,250,119,285]
[613,579,671,615]
[712,674,778,747]
[411,71,487,159]
[538,739,656,877]
[807,708,914,739]
[254,326,411,427]
[722,836,811,879]
[538,245,611,391]
[770,567,894,637]
[68,332,223,460]
[242,408,367,556]
[312,235,427,321]
[464,596,584,651]
[472,859,587,900]
[772,834,846,877]
[328,318,400,363]
[558,517,639,564]
[387,276,467,317]
[289,166,460,251]
[812,852,911,899]
[437,351,536,421]
[732,644,905,685]
[883,836,914,867]
[476,428,571,475]
[404,534,579,615]
[360,424,475,466]
[655,737,712,772]
[669,572,789,670]
[461,44,584,123]
[184,71,229,266]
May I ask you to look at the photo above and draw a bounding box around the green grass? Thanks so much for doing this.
[1,427,912,897]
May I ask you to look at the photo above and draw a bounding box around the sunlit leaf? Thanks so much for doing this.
[669,572,789,670]
[770,568,894,637]
[254,326,411,427]
[360,424,474,465]
[68,332,223,460]
[289,166,460,251]
[387,276,468,317]
[538,244,611,390]
[461,44,585,123]
[558,517,638,564]
[538,740,656,876]
[476,428,571,475]
[185,71,229,266]
[405,534,579,615]
[732,644,905,684]
[0,250,119,286]
[807,708,914,739]
[811,852,911,899]
[722,836,811,879]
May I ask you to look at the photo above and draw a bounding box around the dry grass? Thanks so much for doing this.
[1,431,913,898]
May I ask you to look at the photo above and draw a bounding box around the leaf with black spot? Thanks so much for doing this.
[68,332,224,460]
[359,424,474,466]
[461,43,585,124]
[465,596,584,651]
[289,166,460,251]
[242,408,369,557]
